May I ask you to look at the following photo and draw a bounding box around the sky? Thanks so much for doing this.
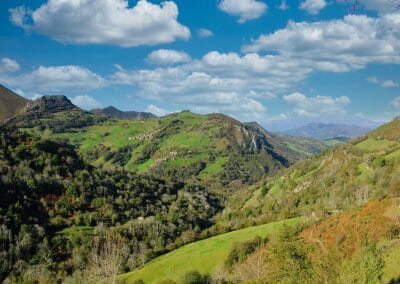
[0,0,400,130]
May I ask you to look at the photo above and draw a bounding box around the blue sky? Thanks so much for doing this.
[0,0,399,130]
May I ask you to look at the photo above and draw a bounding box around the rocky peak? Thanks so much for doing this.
[25,95,77,114]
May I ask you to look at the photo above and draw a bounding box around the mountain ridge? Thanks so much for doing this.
[0,85,29,123]
[91,106,156,120]
[283,122,373,140]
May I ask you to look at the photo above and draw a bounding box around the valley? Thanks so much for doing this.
[0,86,399,283]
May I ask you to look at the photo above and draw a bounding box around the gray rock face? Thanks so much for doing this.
[25,96,77,114]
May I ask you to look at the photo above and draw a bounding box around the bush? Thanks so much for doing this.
[225,236,263,269]
[182,271,210,284]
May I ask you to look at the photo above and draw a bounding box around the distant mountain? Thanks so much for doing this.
[9,95,105,132]
[10,104,315,188]
[91,106,156,120]
[0,85,29,123]
[264,115,382,132]
[283,123,373,140]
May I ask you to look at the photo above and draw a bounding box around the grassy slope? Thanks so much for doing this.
[22,111,316,188]
[219,118,400,282]
[121,217,303,283]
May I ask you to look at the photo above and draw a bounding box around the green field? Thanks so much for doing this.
[355,138,397,152]
[121,217,303,283]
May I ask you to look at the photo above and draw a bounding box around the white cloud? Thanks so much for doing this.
[382,80,398,88]
[389,96,400,110]
[278,0,289,11]
[0,58,20,73]
[367,76,398,88]
[218,0,267,23]
[198,28,214,38]
[283,92,351,117]
[113,51,295,121]
[145,104,172,116]
[300,0,327,15]
[71,95,101,109]
[349,0,400,15]
[147,49,191,65]
[2,65,106,93]
[243,14,400,72]
[10,0,190,47]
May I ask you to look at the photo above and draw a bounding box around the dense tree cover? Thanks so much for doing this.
[217,224,385,283]
[0,127,222,282]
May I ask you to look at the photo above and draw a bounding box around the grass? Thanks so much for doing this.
[243,188,262,208]
[386,149,400,160]
[56,226,94,239]
[199,156,228,178]
[355,138,396,152]
[121,217,303,283]
[382,241,400,283]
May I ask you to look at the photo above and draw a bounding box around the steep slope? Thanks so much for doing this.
[14,108,307,189]
[91,106,156,120]
[0,85,29,123]
[283,123,373,140]
[217,117,400,230]
[9,95,106,132]
[122,217,303,283]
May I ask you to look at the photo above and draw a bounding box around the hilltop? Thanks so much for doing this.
[91,106,156,120]
[8,95,324,189]
[0,85,29,123]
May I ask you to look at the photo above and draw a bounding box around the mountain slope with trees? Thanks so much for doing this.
[0,85,28,123]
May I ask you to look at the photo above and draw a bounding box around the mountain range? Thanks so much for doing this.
[283,122,373,140]
[1,84,399,283]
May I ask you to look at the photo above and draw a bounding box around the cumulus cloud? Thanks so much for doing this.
[147,49,191,65]
[278,0,289,11]
[9,0,190,47]
[300,0,327,15]
[198,28,214,38]
[145,104,172,116]
[389,96,400,110]
[344,0,400,15]
[218,0,267,23]
[243,14,400,72]
[283,92,351,117]
[71,95,102,109]
[367,76,398,88]
[112,51,298,120]
[0,58,20,73]
[1,65,106,93]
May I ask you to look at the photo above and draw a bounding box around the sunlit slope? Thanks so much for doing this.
[121,217,303,283]
[20,109,319,188]
[217,118,400,229]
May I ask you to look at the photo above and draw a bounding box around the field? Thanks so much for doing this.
[121,217,303,283]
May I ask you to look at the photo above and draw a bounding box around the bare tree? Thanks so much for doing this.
[85,233,130,284]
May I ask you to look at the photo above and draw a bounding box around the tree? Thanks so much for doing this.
[84,233,129,284]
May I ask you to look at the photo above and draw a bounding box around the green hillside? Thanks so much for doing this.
[122,217,303,283]
[13,97,320,189]
[198,118,400,283]
[217,117,400,230]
